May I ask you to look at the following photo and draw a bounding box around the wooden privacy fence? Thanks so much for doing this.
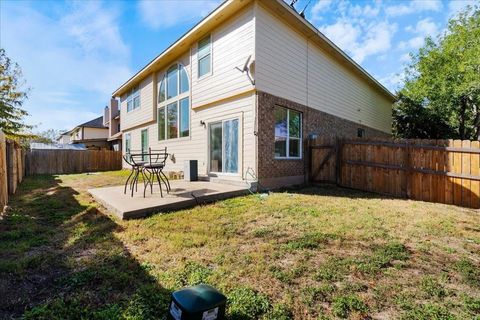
[0,130,26,211]
[310,137,480,209]
[26,149,122,175]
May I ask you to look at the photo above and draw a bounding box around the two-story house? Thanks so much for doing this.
[113,0,396,188]
[58,116,110,150]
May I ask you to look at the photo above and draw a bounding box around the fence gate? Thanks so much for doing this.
[309,137,337,183]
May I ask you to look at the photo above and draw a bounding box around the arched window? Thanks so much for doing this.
[157,64,190,140]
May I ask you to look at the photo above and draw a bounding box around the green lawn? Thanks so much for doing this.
[0,171,479,319]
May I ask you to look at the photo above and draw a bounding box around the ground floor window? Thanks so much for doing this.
[274,106,302,159]
[125,133,131,153]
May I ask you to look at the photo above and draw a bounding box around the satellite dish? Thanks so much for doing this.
[235,55,255,85]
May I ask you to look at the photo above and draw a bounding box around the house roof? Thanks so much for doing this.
[78,116,107,129]
[112,0,396,102]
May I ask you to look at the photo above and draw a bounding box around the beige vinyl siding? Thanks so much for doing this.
[120,75,155,131]
[123,93,256,179]
[255,3,392,133]
[191,4,255,108]
[83,127,108,140]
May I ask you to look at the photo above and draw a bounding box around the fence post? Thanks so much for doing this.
[405,142,412,199]
[335,138,343,186]
[307,138,313,184]
[0,130,7,211]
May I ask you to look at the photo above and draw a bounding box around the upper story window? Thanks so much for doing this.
[126,86,140,112]
[274,106,302,159]
[197,35,211,78]
[157,63,190,140]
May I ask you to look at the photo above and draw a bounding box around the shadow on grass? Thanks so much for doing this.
[0,175,171,319]
[284,183,394,201]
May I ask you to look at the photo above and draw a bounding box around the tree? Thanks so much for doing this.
[393,6,480,140]
[0,48,31,138]
[32,128,67,144]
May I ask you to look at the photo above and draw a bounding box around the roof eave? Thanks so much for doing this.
[112,0,252,97]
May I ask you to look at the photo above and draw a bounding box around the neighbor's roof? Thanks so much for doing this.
[112,0,396,101]
[78,116,107,129]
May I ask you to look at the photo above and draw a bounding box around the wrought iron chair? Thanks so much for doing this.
[142,147,171,198]
[123,150,147,197]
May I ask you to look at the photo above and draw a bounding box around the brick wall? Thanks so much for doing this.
[256,91,390,185]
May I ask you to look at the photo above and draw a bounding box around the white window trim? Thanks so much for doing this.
[207,117,241,176]
[197,34,212,80]
[126,87,140,113]
[124,133,131,153]
[157,63,191,141]
[274,107,303,160]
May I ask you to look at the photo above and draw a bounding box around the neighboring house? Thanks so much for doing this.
[103,98,122,151]
[113,0,396,188]
[60,116,109,150]
[56,132,71,144]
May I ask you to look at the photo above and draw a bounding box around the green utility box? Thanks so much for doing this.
[168,284,227,320]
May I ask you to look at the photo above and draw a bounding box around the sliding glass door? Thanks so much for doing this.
[209,119,239,174]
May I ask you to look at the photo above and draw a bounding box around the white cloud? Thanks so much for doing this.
[351,22,397,63]
[311,0,333,21]
[320,20,397,63]
[448,0,477,17]
[138,0,221,30]
[386,0,442,17]
[1,2,132,130]
[400,53,412,63]
[399,18,439,50]
[379,71,405,92]
[320,21,360,51]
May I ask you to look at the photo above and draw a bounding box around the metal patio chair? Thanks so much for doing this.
[142,147,171,198]
[123,150,147,197]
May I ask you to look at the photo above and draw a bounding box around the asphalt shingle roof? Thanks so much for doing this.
[78,116,107,129]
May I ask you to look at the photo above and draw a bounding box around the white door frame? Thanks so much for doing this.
[207,116,242,177]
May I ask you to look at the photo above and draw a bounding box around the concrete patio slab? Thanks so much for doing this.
[88,180,249,219]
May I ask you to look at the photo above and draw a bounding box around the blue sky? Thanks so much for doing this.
[0,0,476,132]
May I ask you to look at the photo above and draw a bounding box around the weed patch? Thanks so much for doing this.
[421,276,447,298]
[402,303,455,320]
[283,232,338,250]
[456,258,480,287]
[227,287,270,320]
[354,242,409,274]
[315,258,349,282]
[301,283,336,307]
[332,294,368,318]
